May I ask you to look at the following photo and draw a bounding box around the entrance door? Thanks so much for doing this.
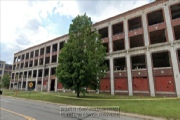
[50,79,55,91]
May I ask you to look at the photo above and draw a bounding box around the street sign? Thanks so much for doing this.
[29,82,33,88]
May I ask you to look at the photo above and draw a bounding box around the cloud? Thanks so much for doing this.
[25,19,42,31]
[76,0,153,22]
[0,0,154,64]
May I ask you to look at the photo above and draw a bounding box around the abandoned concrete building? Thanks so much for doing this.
[10,0,180,97]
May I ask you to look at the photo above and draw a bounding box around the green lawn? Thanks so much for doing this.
[2,90,180,119]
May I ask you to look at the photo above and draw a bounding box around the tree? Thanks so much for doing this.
[56,14,107,97]
[2,74,10,88]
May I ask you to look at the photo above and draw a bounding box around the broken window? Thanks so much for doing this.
[30,51,34,58]
[21,54,25,60]
[112,22,123,35]
[170,3,180,20]
[39,58,43,65]
[28,71,32,78]
[177,50,180,62]
[20,63,24,68]
[104,60,110,72]
[12,73,14,79]
[34,60,38,66]
[130,35,144,48]
[59,41,65,50]
[149,29,166,44]
[45,57,50,64]
[24,72,27,78]
[19,72,23,78]
[13,65,16,70]
[114,57,126,71]
[103,43,109,53]
[35,50,39,57]
[152,52,170,68]
[99,27,108,39]
[128,16,142,31]
[16,64,19,69]
[25,62,28,68]
[52,43,57,52]
[46,46,50,54]
[21,54,24,60]
[26,53,29,59]
[17,56,21,62]
[40,48,44,55]
[131,55,146,70]
[113,39,125,51]
[52,55,57,63]
[174,25,180,40]
[51,67,56,75]
[29,61,33,67]
[147,9,164,26]
[38,69,42,77]
[14,57,17,63]
[44,69,49,77]
[33,70,37,78]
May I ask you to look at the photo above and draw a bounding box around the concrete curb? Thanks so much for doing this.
[2,95,166,120]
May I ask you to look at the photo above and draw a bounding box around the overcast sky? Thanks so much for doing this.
[0,0,154,64]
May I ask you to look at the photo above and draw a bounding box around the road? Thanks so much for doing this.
[0,96,143,120]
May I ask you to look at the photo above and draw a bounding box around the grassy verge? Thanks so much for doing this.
[2,90,180,119]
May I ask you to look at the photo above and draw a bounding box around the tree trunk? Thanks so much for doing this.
[77,89,80,97]
[77,83,80,97]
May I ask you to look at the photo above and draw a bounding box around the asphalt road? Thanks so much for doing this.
[0,96,143,120]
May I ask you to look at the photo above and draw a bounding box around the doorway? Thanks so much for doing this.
[50,79,55,91]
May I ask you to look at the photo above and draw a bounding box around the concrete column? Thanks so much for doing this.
[170,46,180,97]
[41,69,44,92]
[124,18,133,96]
[43,47,46,65]
[32,50,35,67]
[28,52,30,68]
[108,22,115,95]
[146,51,155,96]
[47,67,51,92]
[55,77,57,92]
[20,71,24,90]
[164,5,180,97]
[142,13,155,96]
[50,44,52,64]
[35,69,38,91]
[23,53,26,69]
[163,5,174,42]
[16,73,19,89]
[13,72,16,89]
[25,71,29,90]
[57,42,60,63]
[38,49,40,65]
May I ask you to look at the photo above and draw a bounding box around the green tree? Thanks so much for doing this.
[2,74,10,88]
[56,14,107,97]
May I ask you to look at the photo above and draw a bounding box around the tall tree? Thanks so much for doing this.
[56,14,107,97]
[2,74,10,88]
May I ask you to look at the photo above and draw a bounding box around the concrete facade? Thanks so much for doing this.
[10,0,180,97]
[0,61,12,86]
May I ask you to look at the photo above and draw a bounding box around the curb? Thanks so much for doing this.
[2,95,166,120]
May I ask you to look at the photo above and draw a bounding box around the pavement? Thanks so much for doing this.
[0,95,166,120]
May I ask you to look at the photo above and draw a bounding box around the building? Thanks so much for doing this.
[0,61,12,85]
[10,0,180,97]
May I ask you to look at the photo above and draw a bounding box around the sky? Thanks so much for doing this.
[0,0,154,64]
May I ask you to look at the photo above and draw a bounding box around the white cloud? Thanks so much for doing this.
[0,0,153,64]
[54,1,80,18]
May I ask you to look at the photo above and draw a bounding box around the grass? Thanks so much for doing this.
[2,90,180,119]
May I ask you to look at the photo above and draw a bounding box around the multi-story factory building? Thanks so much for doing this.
[0,61,12,85]
[10,0,180,97]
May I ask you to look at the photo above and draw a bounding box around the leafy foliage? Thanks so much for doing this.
[2,74,10,88]
[56,14,107,97]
